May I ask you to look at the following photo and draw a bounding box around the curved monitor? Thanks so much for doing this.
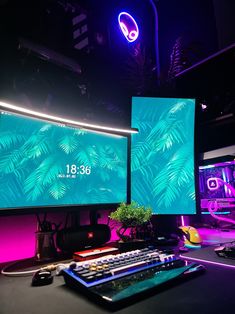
[0,109,128,215]
[131,97,196,215]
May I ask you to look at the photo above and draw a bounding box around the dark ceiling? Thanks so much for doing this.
[0,0,234,151]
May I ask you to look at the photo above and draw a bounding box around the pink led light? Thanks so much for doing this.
[180,254,235,269]
[201,104,207,110]
[118,12,139,43]
[207,177,235,225]
[207,177,219,191]
[180,215,185,226]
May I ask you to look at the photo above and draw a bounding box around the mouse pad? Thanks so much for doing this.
[180,245,235,268]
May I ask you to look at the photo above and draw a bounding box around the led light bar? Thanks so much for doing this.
[180,255,235,269]
[0,101,138,134]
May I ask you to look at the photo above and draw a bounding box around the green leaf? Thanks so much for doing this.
[167,143,194,187]
[109,201,152,227]
[132,171,153,205]
[147,117,185,152]
[132,117,153,134]
[0,131,25,150]
[75,144,99,167]
[169,100,188,114]
[153,142,194,208]
[0,150,25,174]
[48,180,68,200]
[58,135,79,154]
[24,155,63,201]
[131,141,152,172]
[22,134,50,159]
[0,178,22,207]
[186,183,196,200]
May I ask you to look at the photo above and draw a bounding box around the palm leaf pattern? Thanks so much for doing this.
[0,132,25,150]
[131,97,196,214]
[58,133,80,155]
[0,113,127,208]
[48,180,68,200]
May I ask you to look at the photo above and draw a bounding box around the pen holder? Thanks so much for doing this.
[35,231,57,262]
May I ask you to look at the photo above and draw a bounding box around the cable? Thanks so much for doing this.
[1,260,41,277]
[148,0,161,85]
[1,261,70,277]
[208,201,235,225]
[1,268,40,276]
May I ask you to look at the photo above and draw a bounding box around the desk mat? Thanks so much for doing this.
[180,245,235,268]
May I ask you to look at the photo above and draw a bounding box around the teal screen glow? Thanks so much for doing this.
[131,97,196,215]
[0,111,127,210]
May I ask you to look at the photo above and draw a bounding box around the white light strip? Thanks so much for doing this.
[0,101,138,134]
[179,254,235,269]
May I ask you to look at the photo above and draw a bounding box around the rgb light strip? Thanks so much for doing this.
[179,254,235,269]
[0,101,138,134]
[207,177,235,225]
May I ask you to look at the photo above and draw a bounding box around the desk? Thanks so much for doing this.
[0,261,234,314]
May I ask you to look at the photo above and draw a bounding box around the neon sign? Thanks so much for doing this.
[118,12,139,43]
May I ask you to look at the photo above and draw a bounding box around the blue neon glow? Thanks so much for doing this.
[202,211,231,215]
[184,244,201,249]
[118,12,139,43]
[63,257,177,288]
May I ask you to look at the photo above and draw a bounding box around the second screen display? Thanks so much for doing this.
[131,97,196,215]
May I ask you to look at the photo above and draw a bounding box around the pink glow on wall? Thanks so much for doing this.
[0,212,66,263]
[0,210,118,264]
[0,215,36,263]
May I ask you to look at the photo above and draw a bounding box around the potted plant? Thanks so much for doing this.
[109,201,152,250]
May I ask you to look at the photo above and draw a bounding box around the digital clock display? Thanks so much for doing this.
[66,164,91,175]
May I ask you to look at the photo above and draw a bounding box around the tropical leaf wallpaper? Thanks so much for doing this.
[131,97,196,214]
[0,112,127,209]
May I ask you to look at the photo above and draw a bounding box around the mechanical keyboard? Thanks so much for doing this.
[62,247,205,304]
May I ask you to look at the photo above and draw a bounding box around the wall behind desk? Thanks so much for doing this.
[0,210,119,264]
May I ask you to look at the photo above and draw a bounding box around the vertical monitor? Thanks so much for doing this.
[0,110,128,213]
[131,97,196,215]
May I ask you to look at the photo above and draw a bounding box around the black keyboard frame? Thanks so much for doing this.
[62,256,181,288]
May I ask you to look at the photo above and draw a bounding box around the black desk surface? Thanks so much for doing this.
[1,261,235,314]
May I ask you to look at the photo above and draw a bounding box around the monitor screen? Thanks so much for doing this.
[131,97,196,215]
[0,110,128,214]
[199,160,235,214]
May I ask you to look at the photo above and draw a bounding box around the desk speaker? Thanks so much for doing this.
[56,224,111,252]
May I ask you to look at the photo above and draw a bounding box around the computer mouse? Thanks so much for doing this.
[179,226,202,247]
[32,269,53,286]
